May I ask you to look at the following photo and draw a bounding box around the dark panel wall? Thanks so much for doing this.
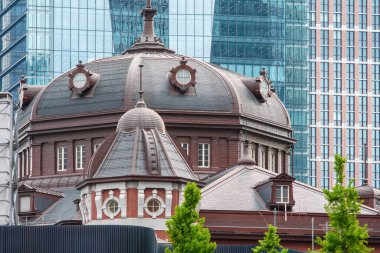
[0,225,156,253]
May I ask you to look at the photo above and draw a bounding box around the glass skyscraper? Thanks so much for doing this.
[0,0,27,92]
[1,0,309,183]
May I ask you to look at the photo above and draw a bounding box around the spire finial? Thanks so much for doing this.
[124,0,175,54]
[136,64,146,108]
[139,0,157,43]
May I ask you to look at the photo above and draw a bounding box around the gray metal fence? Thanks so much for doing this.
[0,225,157,253]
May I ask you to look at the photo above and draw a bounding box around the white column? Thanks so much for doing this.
[268,148,273,171]
[95,191,102,220]
[257,144,263,168]
[179,184,185,205]
[277,150,283,174]
[165,189,173,218]
[138,188,145,218]
[0,93,12,225]
[119,189,127,218]
[285,149,291,174]
[85,192,92,222]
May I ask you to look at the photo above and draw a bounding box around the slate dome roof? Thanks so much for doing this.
[18,1,292,136]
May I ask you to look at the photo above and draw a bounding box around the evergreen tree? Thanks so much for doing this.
[252,224,288,253]
[315,154,373,253]
[165,182,216,253]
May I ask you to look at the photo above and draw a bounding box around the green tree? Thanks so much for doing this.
[315,154,373,253]
[252,224,288,253]
[165,182,216,253]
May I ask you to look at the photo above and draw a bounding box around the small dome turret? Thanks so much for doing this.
[116,64,165,133]
[116,106,165,133]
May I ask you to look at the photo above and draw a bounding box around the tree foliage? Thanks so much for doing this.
[165,182,216,253]
[315,154,373,253]
[252,224,288,253]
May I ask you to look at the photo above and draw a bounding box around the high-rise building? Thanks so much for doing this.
[0,0,27,92]
[1,0,309,182]
[309,0,380,188]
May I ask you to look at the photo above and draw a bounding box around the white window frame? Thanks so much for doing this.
[275,185,289,203]
[271,153,276,172]
[261,150,266,169]
[76,145,86,170]
[19,152,23,178]
[180,142,189,155]
[25,149,29,176]
[198,143,210,168]
[251,147,256,162]
[19,196,31,212]
[143,189,165,219]
[57,147,68,171]
[102,190,120,220]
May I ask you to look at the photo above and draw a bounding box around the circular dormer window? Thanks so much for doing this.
[144,189,165,218]
[73,73,87,89]
[102,190,121,219]
[147,199,161,213]
[176,69,191,85]
[68,60,99,97]
[169,57,196,93]
[107,199,119,214]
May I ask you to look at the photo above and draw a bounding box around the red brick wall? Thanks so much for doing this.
[201,210,380,252]
[155,230,169,241]
[171,189,179,214]
[127,188,138,218]
[91,191,96,221]
[29,124,243,179]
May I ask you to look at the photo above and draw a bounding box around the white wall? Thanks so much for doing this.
[0,93,13,225]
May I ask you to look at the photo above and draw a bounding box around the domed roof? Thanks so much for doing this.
[116,101,165,133]
[357,184,375,197]
[18,0,292,140]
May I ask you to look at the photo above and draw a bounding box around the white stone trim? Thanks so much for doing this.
[179,184,186,205]
[119,189,127,218]
[95,191,102,220]
[138,189,145,218]
[95,182,126,192]
[88,218,169,230]
[165,189,172,218]
[102,190,120,220]
[144,189,165,219]
[138,181,172,190]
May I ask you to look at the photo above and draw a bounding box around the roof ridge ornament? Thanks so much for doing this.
[136,64,146,108]
[124,0,175,54]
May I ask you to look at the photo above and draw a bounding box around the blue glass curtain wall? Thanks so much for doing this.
[0,0,27,91]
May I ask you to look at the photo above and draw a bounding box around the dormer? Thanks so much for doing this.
[18,76,44,110]
[68,61,99,98]
[242,68,275,103]
[268,173,295,211]
[18,184,63,220]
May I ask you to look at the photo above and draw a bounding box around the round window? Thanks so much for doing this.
[73,73,87,88]
[147,199,161,213]
[176,69,191,85]
[107,199,119,214]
